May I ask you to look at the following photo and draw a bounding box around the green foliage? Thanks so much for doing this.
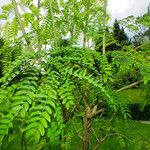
[120,14,150,47]
[0,46,117,149]
[0,0,150,149]
[111,47,150,88]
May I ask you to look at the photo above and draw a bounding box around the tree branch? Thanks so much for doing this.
[11,0,33,50]
[91,108,105,118]
[116,80,143,92]
[49,0,57,47]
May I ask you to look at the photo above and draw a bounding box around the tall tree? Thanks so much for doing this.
[0,38,4,49]
[95,19,130,53]
[113,19,130,46]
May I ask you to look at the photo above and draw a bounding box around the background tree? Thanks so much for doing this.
[131,14,150,47]
[95,19,130,53]
[113,19,129,44]
[0,38,4,78]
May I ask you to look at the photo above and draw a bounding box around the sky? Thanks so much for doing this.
[108,0,150,20]
[0,0,149,21]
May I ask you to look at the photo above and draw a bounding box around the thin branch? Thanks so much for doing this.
[102,0,107,55]
[49,0,57,47]
[11,0,33,50]
[37,0,41,51]
[91,127,101,143]
[90,108,105,118]
[116,80,143,92]
[83,92,90,110]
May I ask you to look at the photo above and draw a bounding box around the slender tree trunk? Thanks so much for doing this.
[11,0,32,50]
[82,114,91,150]
[87,38,90,48]
[82,105,105,150]
[102,0,107,55]
[49,0,57,47]
[83,36,86,47]
[37,0,41,51]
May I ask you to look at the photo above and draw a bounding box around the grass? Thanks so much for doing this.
[69,117,150,150]
[94,119,150,150]
[118,89,146,104]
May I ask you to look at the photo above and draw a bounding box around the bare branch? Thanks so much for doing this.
[116,80,143,92]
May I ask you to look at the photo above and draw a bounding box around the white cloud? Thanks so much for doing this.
[108,0,149,23]
[0,0,11,13]
[108,0,130,14]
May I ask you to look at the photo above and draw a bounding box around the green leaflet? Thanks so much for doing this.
[11,101,24,107]
[30,111,42,118]
[45,106,52,115]
[35,130,41,143]
[40,118,48,128]
[42,111,51,122]
[33,105,44,110]
[38,123,45,136]
[11,105,22,114]
[34,94,49,98]
[62,96,74,105]
[26,128,35,138]
[60,92,72,100]
[25,122,38,131]
[0,124,8,129]
[47,100,56,108]
[28,116,40,123]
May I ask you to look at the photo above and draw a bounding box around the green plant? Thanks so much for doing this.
[0,0,150,150]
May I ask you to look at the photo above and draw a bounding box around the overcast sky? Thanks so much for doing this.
[0,0,150,21]
[108,0,150,20]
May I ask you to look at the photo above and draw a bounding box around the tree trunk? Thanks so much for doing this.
[83,36,86,47]
[82,107,105,150]
[82,115,91,150]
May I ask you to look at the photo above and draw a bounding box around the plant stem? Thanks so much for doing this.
[11,0,32,51]
[37,0,41,51]
[102,0,107,55]
[49,0,57,47]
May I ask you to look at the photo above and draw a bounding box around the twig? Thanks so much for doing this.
[91,127,100,143]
